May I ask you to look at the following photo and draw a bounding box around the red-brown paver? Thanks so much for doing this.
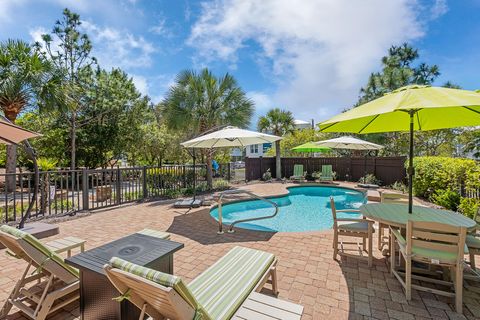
[1,182,479,319]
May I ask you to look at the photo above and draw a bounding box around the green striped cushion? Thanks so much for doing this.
[0,225,79,279]
[467,234,480,249]
[109,257,211,320]
[136,228,170,240]
[188,246,275,320]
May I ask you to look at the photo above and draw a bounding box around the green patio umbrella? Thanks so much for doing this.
[319,85,480,213]
[291,142,331,154]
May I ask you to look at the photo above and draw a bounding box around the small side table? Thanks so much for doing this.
[45,236,86,257]
[232,292,303,320]
[66,233,184,320]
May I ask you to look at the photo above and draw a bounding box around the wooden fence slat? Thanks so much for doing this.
[245,156,407,186]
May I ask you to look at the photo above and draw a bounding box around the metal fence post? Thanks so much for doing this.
[227,162,231,181]
[116,166,121,204]
[82,168,89,211]
[142,166,147,199]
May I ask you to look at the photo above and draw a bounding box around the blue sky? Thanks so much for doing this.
[1,0,479,127]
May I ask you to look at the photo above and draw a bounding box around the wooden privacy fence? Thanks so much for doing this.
[245,156,407,186]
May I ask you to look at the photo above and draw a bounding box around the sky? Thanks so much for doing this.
[1,0,479,127]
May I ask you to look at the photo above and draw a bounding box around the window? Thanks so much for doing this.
[250,144,259,153]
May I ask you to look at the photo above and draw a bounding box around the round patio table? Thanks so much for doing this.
[360,203,477,231]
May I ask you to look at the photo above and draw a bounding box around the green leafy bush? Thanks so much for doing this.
[359,174,381,185]
[431,189,461,211]
[262,169,272,181]
[412,157,476,199]
[389,181,408,193]
[213,179,230,191]
[458,197,480,219]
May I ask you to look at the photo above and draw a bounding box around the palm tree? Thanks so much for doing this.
[0,39,63,190]
[258,108,294,179]
[162,68,254,188]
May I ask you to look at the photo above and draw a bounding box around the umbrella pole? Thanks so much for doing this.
[408,111,414,214]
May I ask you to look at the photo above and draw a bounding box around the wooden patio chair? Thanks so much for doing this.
[0,225,80,320]
[104,246,283,320]
[466,207,480,272]
[378,192,409,252]
[330,197,375,267]
[290,164,305,181]
[320,165,333,182]
[390,220,467,313]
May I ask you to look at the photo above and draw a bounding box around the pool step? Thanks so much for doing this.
[367,190,381,202]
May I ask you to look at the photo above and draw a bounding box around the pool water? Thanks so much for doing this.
[210,186,366,232]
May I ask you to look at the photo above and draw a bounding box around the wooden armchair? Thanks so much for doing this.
[379,192,409,252]
[390,220,467,313]
[330,197,375,267]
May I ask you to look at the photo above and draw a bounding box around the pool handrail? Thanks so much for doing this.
[216,189,279,234]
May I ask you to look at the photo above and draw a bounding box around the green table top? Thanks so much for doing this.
[361,203,477,231]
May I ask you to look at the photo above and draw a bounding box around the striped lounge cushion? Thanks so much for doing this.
[109,257,211,320]
[0,225,79,279]
[188,246,275,320]
[136,228,170,240]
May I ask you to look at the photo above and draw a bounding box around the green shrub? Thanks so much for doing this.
[262,169,272,181]
[458,197,480,219]
[389,181,408,193]
[359,174,381,185]
[213,179,230,191]
[164,189,182,199]
[412,157,477,199]
[431,189,461,211]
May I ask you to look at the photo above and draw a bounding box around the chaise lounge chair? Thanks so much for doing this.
[104,246,302,320]
[290,164,305,181]
[0,225,80,320]
[320,165,333,182]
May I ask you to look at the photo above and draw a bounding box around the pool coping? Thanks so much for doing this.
[209,183,368,233]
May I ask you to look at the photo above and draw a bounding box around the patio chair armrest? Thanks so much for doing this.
[390,227,406,246]
[336,209,361,213]
[336,218,374,224]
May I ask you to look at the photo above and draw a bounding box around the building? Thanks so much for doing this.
[244,119,313,158]
[293,119,313,130]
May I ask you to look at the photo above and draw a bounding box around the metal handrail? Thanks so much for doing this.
[216,189,279,234]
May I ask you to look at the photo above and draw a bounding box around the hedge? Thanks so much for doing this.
[412,156,480,217]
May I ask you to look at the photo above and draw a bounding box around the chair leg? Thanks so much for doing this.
[362,237,366,252]
[390,235,395,274]
[333,230,338,261]
[0,262,32,318]
[455,265,463,313]
[377,224,383,250]
[470,252,476,270]
[271,267,279,296]
[405,258,412,301]
[368,234,373,267]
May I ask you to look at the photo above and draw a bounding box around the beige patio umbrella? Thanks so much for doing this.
[0,117,41,228]
[179,126,282,207]
[0,119,41,144]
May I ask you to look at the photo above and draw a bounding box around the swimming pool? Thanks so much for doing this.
[210,186,366,232]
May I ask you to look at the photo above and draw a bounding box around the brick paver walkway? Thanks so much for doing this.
[1,182,479,319]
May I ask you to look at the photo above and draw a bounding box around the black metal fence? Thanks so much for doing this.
[0,163,243,224]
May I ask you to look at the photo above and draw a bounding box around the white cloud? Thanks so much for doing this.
[131,75,148,95]
[79,20,156,70]
[430,0,448,19]
[0,0,27,26]
[188,0,427,122]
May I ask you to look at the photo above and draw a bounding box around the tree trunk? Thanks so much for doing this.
[70,114,76,169]
[275,140,281,179]
[206,150,213,189]
[5,144,17,192]
[4,113,18,192]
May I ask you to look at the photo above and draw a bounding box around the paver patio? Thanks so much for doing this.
[1,182,479,320]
